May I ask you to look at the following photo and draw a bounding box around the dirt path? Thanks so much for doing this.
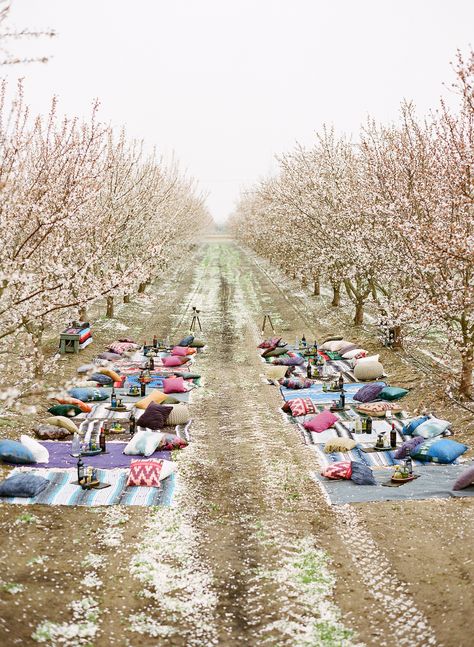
[0,237,473,646]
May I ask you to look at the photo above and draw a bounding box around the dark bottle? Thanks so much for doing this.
[306,360,312,379]
[99,426,106,452]
[77,457,85,484]
[405,455,413,474]
[153,335,158,348]
[110,387,117,409]
[140,381,146,397]
[148,356,155,370]
[129,412,136,436]
[390,423,397,448]
[339,390,345,409]
[366,416,372,434]
[338,374,344,390]
[301,334,307,347]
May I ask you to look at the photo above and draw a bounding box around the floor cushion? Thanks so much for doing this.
[401,415,430,436]
[258,337,282,349]
[0,440,35,464]
[353,383,386,403]
[48,404,83,418]
[172,346,189,357]
[34,424,71,440]
[279,377,312,390]
[68,387,109,403]
[135,390,167,410]
[288,398,316,417]
[379,386,409,401]
[162,356,187,367]
[123,429,163,457]
[126,458,176,486]
[189,340,205,348]
[54,396,92,413]
[413,416,451,439]
[45,416,79,434]
[350,461,376,485]
[355,402,402,417]
[163,377,187,394]
[452,465,474,491]
[0,473,50,497]
[109,341,139,355]
[303,411,339,433]
[324,437,357,453]
[97,351,122,361]
[338,343,358,356]
[178,335,194,347]
[99,368,122,382]
[158,433,189,451]
[162,396,181,405]
[354,354,380,365]
[393,436,425,459]
[320,340,348,352]
[354,360,384,382]
[164,404,190,426]
[138,403,173,430]
[89,373,114,386]
[20,435,49,463]
[271,356,305,366]
[411,438,468,464]
[321,461,352,480]
[263,346,288,358]
[77,364,95,374]
[341,348,367,360]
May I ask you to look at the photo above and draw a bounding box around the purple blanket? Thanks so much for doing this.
[38,441,170,469]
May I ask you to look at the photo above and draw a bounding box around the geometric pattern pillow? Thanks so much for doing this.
[288,398,316,417]
[355,402,402,417]
[126,459,163,487]
[279,377,312,390]
[158,433,189,451]
[321,461,352,480]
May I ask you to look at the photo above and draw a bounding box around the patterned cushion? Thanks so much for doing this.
[271,356,305,366]
[288,398,316,417]
[413,417,451,439]
[165,404,190,426]
[355,402,402,417]
[123,429,163,456]
[324,438,357,453]
[353,383,386,403]
[321,461,352,480]
[158,433,189,451]
[411,438,468,464]
[262,346,288,358]
[109,341,139,355]
[126,458,163,487]
[393,436,425,459]
[303,411,339,433]
[279,377,312,390]
[258,337,282,349]
[401,415,430,436]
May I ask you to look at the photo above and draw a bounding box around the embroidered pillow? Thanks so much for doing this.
[288,398,316,417]
[303,411,339,433]
[163,377,187,394]
[137,403,173,430]
[355,402,402,417]
[353,383,386,403]
[126,458,163,487]
[321,461,352,480]
[279,377,312,390]
[158,433,189,451]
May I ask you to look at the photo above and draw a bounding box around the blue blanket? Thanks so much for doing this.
[280,382,386,403]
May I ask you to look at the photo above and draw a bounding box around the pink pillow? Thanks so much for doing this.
[303,410,339,433]
[172,346,188,357]
[162,356,183,367]
[321,461,352,480]
[163,377,187,394]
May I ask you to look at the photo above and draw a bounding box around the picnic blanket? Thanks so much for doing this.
[35,441,171,469]
[311,463,474,505]
[0,468,176,507]
[280,382,386,403]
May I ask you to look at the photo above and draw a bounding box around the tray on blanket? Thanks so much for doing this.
[382,474,420,487]
[70,480,111,490]
[361,446,398,453]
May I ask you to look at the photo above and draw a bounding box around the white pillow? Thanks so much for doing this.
[354,360,384,381]
[264,365,288,380]
[342,348,367,360]
[158,459,177,480]
[320,340,349,352]
[353,354,379,366]
[413,416,451,439]
[123,429,163,457]
[20,434,49,463]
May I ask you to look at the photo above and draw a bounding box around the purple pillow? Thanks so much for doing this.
[272,356,305,366]
[138,403,173,430]
[394,436,425,459]
[353,383,386,403]
[97,351,122,361]
[452,465,474,491]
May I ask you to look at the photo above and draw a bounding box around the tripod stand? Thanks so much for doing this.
[190,307,202,332]
[261,313,275,334]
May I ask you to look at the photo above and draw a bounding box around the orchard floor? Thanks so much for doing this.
[0,236,473,647]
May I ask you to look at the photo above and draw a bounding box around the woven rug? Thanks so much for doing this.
[280,382,386,403]
[0,468,176,507]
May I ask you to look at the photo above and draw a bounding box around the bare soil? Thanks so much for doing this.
[0,236,473,647]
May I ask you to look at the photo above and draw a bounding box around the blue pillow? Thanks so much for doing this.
[0,473,49,497]
[68,387,109,402]
[413,417,451,439]
[411,438,468,464]
[178,335,194,347]
[0,440,35,464]
[89,373,114,386]
[350,461,376,485]
[402,415,430,436]
[379,386,409,401]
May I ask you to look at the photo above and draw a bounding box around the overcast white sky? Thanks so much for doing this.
[5,0,474,222]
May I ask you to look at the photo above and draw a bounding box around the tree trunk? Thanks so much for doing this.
[106,295,114,318]
[354,301,364,326]
[331,283,340,307]
[123,295,130,304]
[391,325,403,349]
[301,274,308,287]
[138,282,147,293]
[313,278,320,296]
[459,351,473,399]
[79,306,87,321]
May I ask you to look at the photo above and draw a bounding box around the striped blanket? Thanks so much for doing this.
[0,468,176,507]
[280,382,386,403]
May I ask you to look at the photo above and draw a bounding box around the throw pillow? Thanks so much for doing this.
[279,377,312,389]
[355,402,402,417]
[163,377,187,394]
[68,387,109,402]
[164,403,190,426]
[34,424,71,440]
[354,360,384,382]
[353,383,386,403]
[54,396,92,413]
[89,373,114,386]
[77,364,95,374]
[172,346,189,357]
[271,356,305,366]
[20,435,49,463]
[263,346,288,358]
[258,337,282,349]
[341,347,367,360]
[48,404,83,417]
[0,473,49,498]
[324,438,357,453]
[379,386,409,401]
[393,436,425,459]
[303,411,339,433]
[452,465,474,491]
[321,461,352,480]
[401,415,430,436]
[288,398,316,417]
[354,354,380,365]
[411,438,468,464]
[189,340,205,348]
[158,433,189,451]
[350,461,376,485]
[162,396,181,404]
[338,343,358,355]
[178,335,194,346]
[123,429,163,457]
[0,440,35,464]
[138,403,173,430]
[162,356,187,367]
[126,458,176,486]
[45,416,79,434]
[97,351,122,361]
[413,416,451,439]
[321,336,343,344]
[264,365,288,381]
[320,340,348,352]
[136,390,167,410]
[98,368,122,382]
